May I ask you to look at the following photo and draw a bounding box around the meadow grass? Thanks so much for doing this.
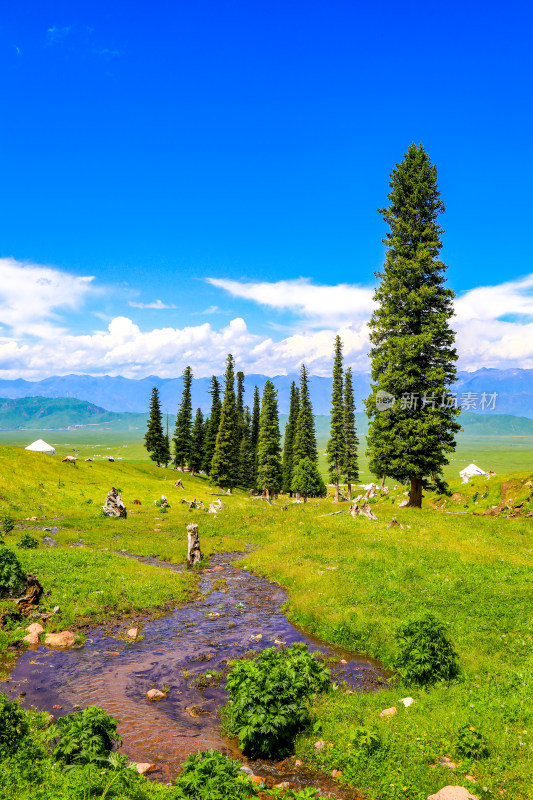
[1,444,533,798]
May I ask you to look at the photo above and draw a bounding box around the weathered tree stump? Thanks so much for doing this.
[102,488,127,518]
[15,575,44,615]
[187,523,203,568]
[349,501,377,521]
[174,479,184,489]
[364,483,378,500]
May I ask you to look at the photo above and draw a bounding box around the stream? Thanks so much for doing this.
[1,552,386,798]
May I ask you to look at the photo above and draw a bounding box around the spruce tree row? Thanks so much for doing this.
[144,354,332,500]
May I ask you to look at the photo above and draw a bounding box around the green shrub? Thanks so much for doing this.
[45,706,122,766]
[0,547,26,597]
[173,750,259,799]
[456,724,489,759]
[1,515,15,535]
[349,725,382,754]
[0,695,29,757]
[225,643,330,758]
[393,614,459,685]
[17,532,39,549]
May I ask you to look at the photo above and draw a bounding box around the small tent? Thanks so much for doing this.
[459,463,486,483]
[25,439,56,456]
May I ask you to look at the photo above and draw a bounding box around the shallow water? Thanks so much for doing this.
[1,552,386,797]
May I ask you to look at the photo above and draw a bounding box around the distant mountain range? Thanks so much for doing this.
[2,396,533,439]
[0,367,532,417]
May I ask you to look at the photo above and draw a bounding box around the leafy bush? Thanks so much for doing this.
[393,614,459,685]
[349,725,382,754]
[225,643,330,758]
[1,515,15,535]
[0,547,26,597]
[17,532,39,549]
[0,694,29,757]
[456,724,489,759]
[173,750,259,800]
[45,706,122,766]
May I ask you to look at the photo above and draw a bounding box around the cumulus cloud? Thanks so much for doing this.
[207,277,375,327]
[0,257,94,338]
[2,258,533,379]
[128,299,178,309]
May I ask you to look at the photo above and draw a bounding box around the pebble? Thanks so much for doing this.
[126,627,138,639]
[331,769,342,778]
[136,762,156,775]
[427,788,479,800]
[438,756,457,769]
[380,706,397,718]
[294,759,303,767]
[400,696,415,707]
[27,623,44,635]
[314,740,325,750]
[146,689,166,701]
[44,631,76,648]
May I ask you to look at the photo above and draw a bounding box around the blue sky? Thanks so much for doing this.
[1,0,533,379]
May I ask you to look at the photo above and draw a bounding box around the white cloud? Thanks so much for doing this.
[128,299,178,309]
[0,257,94,338]
[2,258,533,379]
[207,277,375,327]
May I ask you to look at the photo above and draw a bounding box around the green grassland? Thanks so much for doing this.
[1,444,533,798]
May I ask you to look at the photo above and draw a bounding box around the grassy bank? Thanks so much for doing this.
[1,445,533,798]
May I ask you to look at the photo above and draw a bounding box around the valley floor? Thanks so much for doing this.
[1,446,533,799]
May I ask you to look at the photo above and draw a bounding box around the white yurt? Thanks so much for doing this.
[25,439,56,456]
[459,463,486,483]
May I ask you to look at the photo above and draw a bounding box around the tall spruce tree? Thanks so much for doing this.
[239,407,255,488]
[203,376,221,473]
[189,408,205,475]
[365,143,460,508]
[343,367,359,499]
[326,336,346,502]
[144,387,167,466]
[256,380,282,498]
[235,370,246,478]
[250,385,260,486]
[282,381,300,494]
[173,366,193,470]
[293,364,318,465]
[210,354,238,489]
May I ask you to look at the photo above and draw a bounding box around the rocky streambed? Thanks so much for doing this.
[1,551,386,797]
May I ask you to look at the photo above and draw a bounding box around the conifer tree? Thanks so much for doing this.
[144,387,167,466]
[235,370,246,477]
[173,366,193,470]
[256,380,282,498]
[343,367,359,498]
[203,376,221,473]
[366,143,460,507]
[238,407,255,488]
[291,457,326,503]
[326,336,345,502]
[293,364,318,465]
[189,408,205,475]
[282,381,300,495]
[250,386,260,486]
[210,354,238,489]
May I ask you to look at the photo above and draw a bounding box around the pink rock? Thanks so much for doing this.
[427,788,479,800]
[250,775,263,784]
[339,658,347,664]
[314,739,325,750]
[331,769,342,778]
[146,689,166,700]
[294,759,303,767]
[27,623,44,635]
[126,627,138,639]
[45,631,76,648]
[136,762,156,775]
[23,633,39,645]
[380,706,397,718]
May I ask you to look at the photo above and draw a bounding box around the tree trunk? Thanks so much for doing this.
[380,474,386,490]
[334,479,340,503]
[303,494,308,503]
[180,457,184,471]
[347,481,352,499]
[186,523,203,568]
[406,477,423,508]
